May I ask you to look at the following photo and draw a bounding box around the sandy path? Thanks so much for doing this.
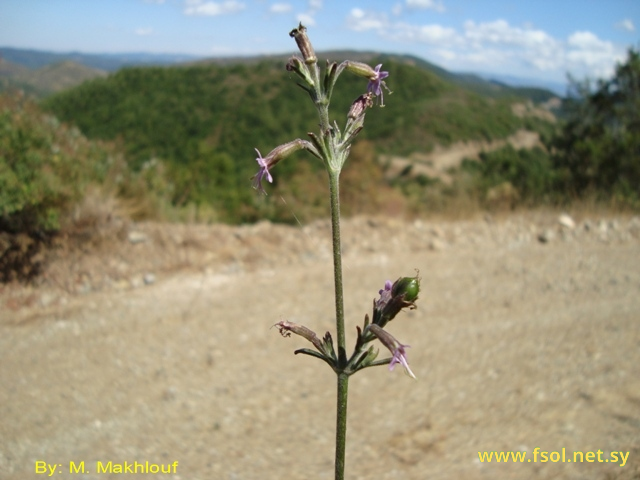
[383,129,543,183]
[1,213,639,479]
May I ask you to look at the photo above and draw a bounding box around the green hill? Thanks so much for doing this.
[40,55,555,222]
[42,56,546,164]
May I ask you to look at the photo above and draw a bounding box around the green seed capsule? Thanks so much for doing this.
[392,276,420,302]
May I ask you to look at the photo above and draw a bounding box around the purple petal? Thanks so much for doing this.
[367,64,389,104]
[389,344,416,379]
[252,149,273,194]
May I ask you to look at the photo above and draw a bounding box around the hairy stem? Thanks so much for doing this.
[328,166,348,480]
[328,169,346,359]
[335,372,349,480]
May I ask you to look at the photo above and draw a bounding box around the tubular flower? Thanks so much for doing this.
[367,64,390,105]
[367,324,416,379]
[251,139,310,194]
[252,149,273,194]
[388,343,416,379]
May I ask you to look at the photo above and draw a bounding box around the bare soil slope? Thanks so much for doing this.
[1,212,639,479]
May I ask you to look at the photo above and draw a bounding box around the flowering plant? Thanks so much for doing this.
[253,24,419,480]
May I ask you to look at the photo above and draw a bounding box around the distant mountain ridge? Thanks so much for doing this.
[0,47,200,71]
[0,46,561,101]
[0,57,107,96]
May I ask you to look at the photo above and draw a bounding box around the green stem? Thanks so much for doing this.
[328,164,348,480]
[317,66,347,480]
[328,169,346,359]
[335,372,349,480]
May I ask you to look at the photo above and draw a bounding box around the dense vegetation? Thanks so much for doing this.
[460,47,639,209]
[552,48,640,203]
[41,56,539,222]
[1,48,638,281]
[0,92,169,280]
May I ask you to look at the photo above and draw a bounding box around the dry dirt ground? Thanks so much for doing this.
[1,212,639,480]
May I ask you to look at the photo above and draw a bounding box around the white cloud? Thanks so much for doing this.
[270,3,292,14]
[135,27,154,36]
[346,8,389,33]
[616,19,635,32]
[406,0,445,13]
[464,20,556,49]
[293,0,322,28]
[143,0,165,4]
[345,8,625,82]
[568,31,608,50]
[566,31,622,78]
[390,22,458,45]
[296,12,316,27]
[183,0,245,16]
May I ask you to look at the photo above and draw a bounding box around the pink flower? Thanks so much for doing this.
[367,324,416,379]
[252,149,273,194]
[388,343,416,379]
[251,139,312,194]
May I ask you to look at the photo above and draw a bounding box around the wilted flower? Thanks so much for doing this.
[375,279,393,310]
[289,23,316,64]
[273,319,324,352]
[274,319,337,367]
[347,92,374,120]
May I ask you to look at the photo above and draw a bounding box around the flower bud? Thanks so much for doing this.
[289,23,316,65]
[286,55,304,72]
[286,55,315,88]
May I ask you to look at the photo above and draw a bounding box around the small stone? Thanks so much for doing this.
[558,214,575,229]
[128,231,148,244]
[143,273,156,285]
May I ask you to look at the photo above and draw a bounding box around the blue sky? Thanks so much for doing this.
[1,0,638,86]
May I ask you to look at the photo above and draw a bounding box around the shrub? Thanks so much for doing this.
[551,47,640,205]
[0,91,166,281]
